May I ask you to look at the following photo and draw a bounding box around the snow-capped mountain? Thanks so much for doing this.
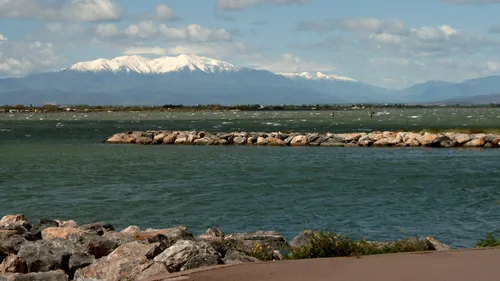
[278,72,357,82]
[68,53,241,74]
[0,53,413,105]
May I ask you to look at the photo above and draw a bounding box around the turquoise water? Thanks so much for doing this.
[1,109,499,248]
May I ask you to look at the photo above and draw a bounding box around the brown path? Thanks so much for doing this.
[142,248,500,281]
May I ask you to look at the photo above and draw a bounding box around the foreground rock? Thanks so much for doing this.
[105,130,500,148]
[1,214,453,281]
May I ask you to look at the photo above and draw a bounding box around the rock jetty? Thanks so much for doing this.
[1,214,450,281]
[105,130,500,148]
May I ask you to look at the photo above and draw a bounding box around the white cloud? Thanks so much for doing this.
[0,39,59,76]
[123,47,168,55]
[125,21,158,38]
[96,24,121,38]
[217,0,310,10]
[156,4,180,21]
[0,34,7,41]
[249,52,336,73]
[0,0,121,22]
[159,24,232,42]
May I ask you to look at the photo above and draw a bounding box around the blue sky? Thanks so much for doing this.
[1,0,500,88]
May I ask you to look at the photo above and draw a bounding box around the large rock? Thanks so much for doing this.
[154,240,221,272]
[0,235,27,254]
[0,254,27,273]
[451,133,471,144]
[67,253,94,279]
[17,240,82,273]
[418,133,438,146]
[79,222,115,236]
[224,231,290,256]
[367,237,434,253]
[74,242,167,281]
[30,220,59,239]
[120,225,140,234]
[290,230,315,249]
[0,270,69,281]
[55,220,78,228]
[198,228,227,257]
[0,215,30,230]
[137,226,194,243]
[425,236,451,251]
[290,135,308,146]
[41,227,88,240]
[463,138,485,147]
[222,250,259,264]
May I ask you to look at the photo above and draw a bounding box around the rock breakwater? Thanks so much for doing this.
[1,214,450,281]
[106,130,500,148]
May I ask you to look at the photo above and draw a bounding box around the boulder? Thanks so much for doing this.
[342,133,362,142]
[418,133,438,146]
[41,227,88,240]
[163,133,178,144]
[309,135,330,146]
[266,137,285,146]
[67,253,94,279]
[17,240,74,273]
[256,137,268,145]
[138,226,194,243]
[55,220,78,228]
[222,250,259,264]
[79,222,114,236]
[451,133,471,145]
[120,225,140,234]
[154,240,221,272]
[73,241,164,281]
[463,138,485,147]
[290,230,315,249]
[152,133,166,144]
[224,231,290,256]
[0,227,34,243]
[0,215,30,230]
[290,135,308,146]
[0,254,27,273]
[233,136,247,145]
[426,236,451,251]
[307,133,319,143]
[0,270,69,281]
[102,231,137,248]
[367,237,434,253]
[206,228,224,239]
[0,235,27,254]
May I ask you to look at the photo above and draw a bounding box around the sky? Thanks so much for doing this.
[1,0,500,89]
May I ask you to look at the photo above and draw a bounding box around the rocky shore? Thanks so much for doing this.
[105,130,500,148]
[0,214,451,281]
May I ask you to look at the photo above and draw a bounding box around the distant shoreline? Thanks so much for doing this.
[1,103,500,114]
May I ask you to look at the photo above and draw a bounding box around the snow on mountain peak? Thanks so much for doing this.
[278,71,357,82]
[67,54,241,74]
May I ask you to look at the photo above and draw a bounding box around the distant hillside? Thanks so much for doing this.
[1,53,500,105]
[430,93,500,105]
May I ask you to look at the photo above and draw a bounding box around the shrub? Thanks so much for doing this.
[477,232,500,248]
[291,231,364,259]
[250,243,275,261]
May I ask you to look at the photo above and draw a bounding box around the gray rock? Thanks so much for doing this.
[0,235,27,254]
[67,253,93,279]
[307,133,319,143]
[73,241,159,281]
[17,240,70,272]
[233,136,247,145]
[206,228,225,239]
[426,236,451,251]
[224,231,290,256]
[0,215,31,231]
[0,270,69,281]
[31,219,59,239]
[290,230,315,249]
[0,254,27,273]
[154,240,221,272]
[79,222,114,236]
[222,250,259,264]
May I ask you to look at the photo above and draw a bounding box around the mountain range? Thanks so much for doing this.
[0,53,499,105]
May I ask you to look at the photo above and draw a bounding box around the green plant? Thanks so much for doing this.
[476,232,500,248]
[291,231,364,259]
[250,243,275,261]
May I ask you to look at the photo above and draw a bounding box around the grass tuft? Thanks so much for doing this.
[476,232,500,248]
